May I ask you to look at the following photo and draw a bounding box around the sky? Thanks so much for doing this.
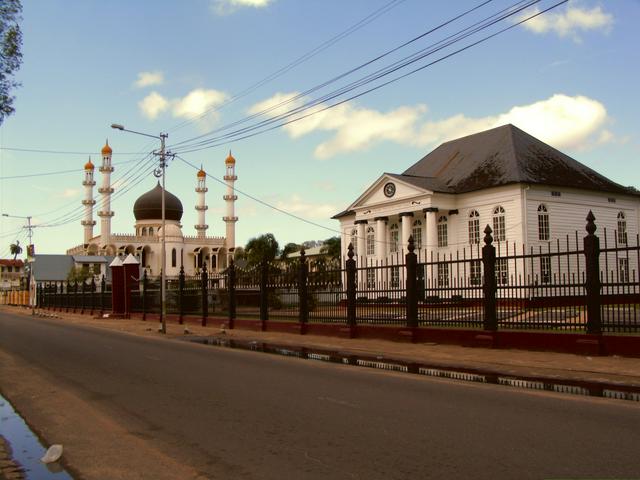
[1,0,639,256]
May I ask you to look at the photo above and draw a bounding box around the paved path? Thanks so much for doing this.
[1,308,639,479]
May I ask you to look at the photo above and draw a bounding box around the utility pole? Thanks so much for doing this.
[111,124,172,334]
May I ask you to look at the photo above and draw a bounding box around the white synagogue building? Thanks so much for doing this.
[67,142,239,276]
[333,124,640,282]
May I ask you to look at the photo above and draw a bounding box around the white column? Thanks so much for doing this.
[81,159,96,246]
[223,152,238,262]
[400,212,413,252]
[355,221,366,262]
[375,217,387,262]
[195,169,208,239]
[425,209,438,262]
[97,141,114,246]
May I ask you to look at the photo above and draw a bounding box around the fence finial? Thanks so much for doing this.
[347,242,354,259]
[202,262,207,273]
[483,225,493,246]
[300,247,306,264]
[407,235,415,253]
[586,210,597,235]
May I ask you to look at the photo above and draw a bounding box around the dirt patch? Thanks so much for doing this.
[0,349,208,480]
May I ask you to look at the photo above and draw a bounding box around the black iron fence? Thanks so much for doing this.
[39,212,639,334]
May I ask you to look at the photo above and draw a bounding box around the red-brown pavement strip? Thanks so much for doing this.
[4,306,640,389]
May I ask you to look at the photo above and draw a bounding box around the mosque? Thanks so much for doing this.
[66,141,238,276]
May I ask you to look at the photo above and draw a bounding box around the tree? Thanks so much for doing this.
[280,242,300,261]
[67,266,93,284]
[233,246,246,261]
[321,236,341,263]
[0,0,23,125]
[244,233,279,266]
[9,240,21,260]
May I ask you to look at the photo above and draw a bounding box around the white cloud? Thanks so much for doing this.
[138,91,169,120]
[248,91,303,118]
[519,4,613,41]
[210,0,273,15]
[172,88,228,119]
[276,194,337,219]
[134,71,164,88]
[137,88,228,124]
[250,92,611,157]
[417,94,609,151]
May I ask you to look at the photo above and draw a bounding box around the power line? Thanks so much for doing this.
[176,154,341,235]
[172,0,563,154]
[0,147,152,156]
[166,0,408,135]
[170,0,496,150]
[0,158,143,180]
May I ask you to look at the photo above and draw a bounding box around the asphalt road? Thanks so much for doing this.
[1,312,639,479]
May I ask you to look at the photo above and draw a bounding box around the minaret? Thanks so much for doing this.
[97,140,114,244]
[223,151,238,257]
[195,166,208,239]
[81,157,96,246]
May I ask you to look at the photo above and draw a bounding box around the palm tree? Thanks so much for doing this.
[9,240,22,260]
[245,233,279,267]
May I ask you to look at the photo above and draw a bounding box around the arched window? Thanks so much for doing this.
[350,229,358,256]
[366,226,375,256]
[618,212,627,244]
[148,227,154,236]
[468,210,480,245]
[537,204,549,241]
[389,223,399,253]
[171,248,177,267]
[412,220,422,249]
[492,206,506,242]
[141,227,147,236]
[437,216,448,247]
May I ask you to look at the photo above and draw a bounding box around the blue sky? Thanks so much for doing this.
[1,0,638,255]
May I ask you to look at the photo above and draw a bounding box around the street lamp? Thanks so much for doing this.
[111,124,170,334]
[2,213,35,314]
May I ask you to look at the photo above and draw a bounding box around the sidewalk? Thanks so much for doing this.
[4,305,640,391]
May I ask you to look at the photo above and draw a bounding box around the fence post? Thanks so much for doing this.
[228,259,236,329]
[74,281,79,313]
[583,211,602,335]
[298,248,309,333]
[178,266,185,325]
[90,277,96,316]
[81,280,86,314]
[100,275,106,315]
[405,236,418,329]
[201,262,208,327]
[346,243,357,336]
[482,225,497,331]
[260,260,268,331]
[142,270,148,321]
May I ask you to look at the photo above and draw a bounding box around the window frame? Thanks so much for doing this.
[492,206,506,242]
[468,210,480,245]
[366,226,375,256]
[537,204,550,241]
[437,216,448,247]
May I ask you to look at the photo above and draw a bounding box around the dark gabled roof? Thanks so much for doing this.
[33,255,74,282]
[400,124,638,196]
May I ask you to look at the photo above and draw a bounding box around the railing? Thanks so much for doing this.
[38,212,640,335]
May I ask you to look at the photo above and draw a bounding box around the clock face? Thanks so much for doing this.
[383,182,396,198]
